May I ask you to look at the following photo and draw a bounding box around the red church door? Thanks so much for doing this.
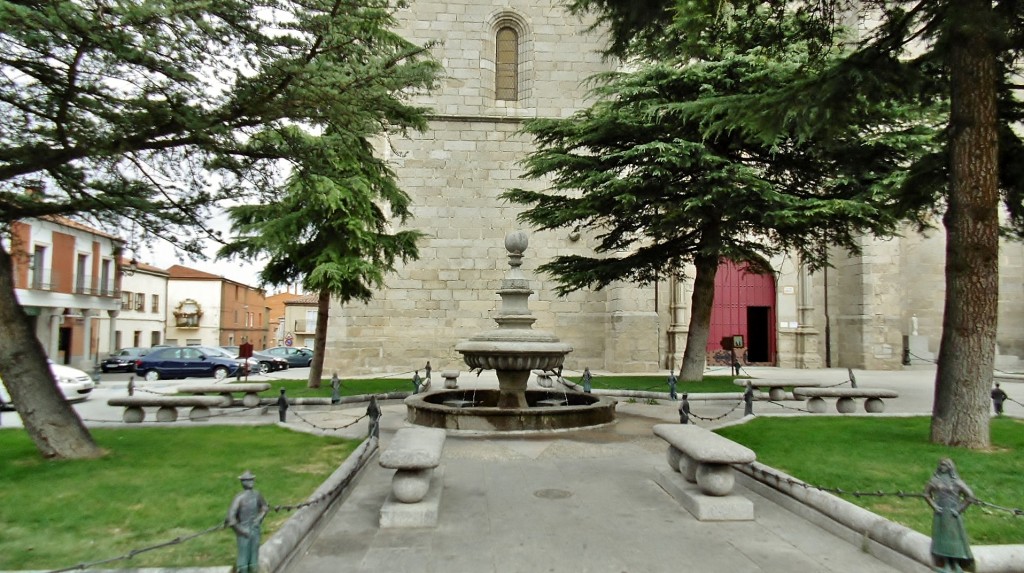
[706,260,777,367]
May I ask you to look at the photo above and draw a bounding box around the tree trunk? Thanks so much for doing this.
[679,254,718,382]
[0,246,104,459]
[306,289,331,388]
[931,0,999,448]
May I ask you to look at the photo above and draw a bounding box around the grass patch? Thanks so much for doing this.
[570,374,743,393]
[0,426,359,570]
[260,377,411,398]
[715,416,1024,545]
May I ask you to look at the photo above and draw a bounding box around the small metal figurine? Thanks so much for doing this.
[127,376,135,397]
[412,370,421,394]
[743,381,754,416]
[330,373,341,404]
[366,395,382,438]
[424,361,432,382]
[226,470,269,573]
[991,383,1008,415]
[582,366,592,393]
[925,458,974,573]
[732,356,741,376]
[667,371,678,400]
[679,393,690,424]
[276,388,289,422]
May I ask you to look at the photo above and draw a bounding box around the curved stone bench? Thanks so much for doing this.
[176,383,271,407]
[653,424,755,521]
[792,387,899,413]
[734,379,821,401]
[107,396,226,423]
[379,427,447,528]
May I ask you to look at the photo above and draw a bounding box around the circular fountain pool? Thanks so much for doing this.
[405,389,617,432]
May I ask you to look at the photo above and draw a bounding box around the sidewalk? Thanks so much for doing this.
[281,366,980,573]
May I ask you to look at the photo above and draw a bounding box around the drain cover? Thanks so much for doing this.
[534,488,573,499]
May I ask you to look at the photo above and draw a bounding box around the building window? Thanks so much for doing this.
[76,254,88,294]
[122,291,133,309]
[150,331,161,346]
[152,294,160,313]
[133,330,142,346]
[495,27,518,101]
[31,245,46,289]
[135,292,145,312]
[100,259,112,296]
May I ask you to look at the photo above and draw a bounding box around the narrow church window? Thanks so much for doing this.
[495,26,518,101]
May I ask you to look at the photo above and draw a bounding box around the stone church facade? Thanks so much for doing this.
[322,0,1024,375]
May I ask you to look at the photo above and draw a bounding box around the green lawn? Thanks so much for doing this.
[716,416,1024,545]
[0,426,359,570]
[570,374,744,393]
[259,377,412,398]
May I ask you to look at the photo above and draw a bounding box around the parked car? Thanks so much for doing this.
[101,347,150,372]
[0,361,95,410]
[220,346,289,374]
[264,346,314,367]
[191,345,262,375]
[134,346,242,382]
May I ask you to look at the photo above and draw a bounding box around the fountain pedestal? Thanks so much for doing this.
[405,230,617,433]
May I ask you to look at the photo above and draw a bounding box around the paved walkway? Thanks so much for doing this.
[280,366,1021,573]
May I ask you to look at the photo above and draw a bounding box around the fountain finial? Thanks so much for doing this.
[505,230,529,255]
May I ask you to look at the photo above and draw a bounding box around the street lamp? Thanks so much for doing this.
[121,258,138,276]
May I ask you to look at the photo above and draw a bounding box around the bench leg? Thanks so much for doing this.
[864,397,885,413]
[836,397,856,413]
[189,405,211,421]
[806,397,827,413]
[392,468,433,503]
[768,387,786,401]
[156,406,178,423]
[242,392,260,407]
[696,462,735,497]
[123,406,145,423]
[667,445,682,473]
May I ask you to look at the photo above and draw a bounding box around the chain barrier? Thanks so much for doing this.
[688,400,744,422]
[288,409,368,432]
[47,437,377,573]
[766,399,813,414]
[745,465,1023,517]
[47,523,227,573]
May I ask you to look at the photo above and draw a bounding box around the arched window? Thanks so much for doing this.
[495,26,518,101]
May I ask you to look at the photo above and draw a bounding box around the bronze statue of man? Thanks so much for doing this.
[226,470,269,573]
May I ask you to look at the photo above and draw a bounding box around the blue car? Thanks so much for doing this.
[134,346,242,382]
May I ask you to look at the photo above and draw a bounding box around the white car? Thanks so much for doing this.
[0,361,95,410]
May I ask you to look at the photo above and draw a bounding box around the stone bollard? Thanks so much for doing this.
[442,370,459,389]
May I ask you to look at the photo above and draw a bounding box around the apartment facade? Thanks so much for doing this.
[6,217,124,371]
[164,265,270,349]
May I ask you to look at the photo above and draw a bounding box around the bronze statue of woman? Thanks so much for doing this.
[924,458,974,573]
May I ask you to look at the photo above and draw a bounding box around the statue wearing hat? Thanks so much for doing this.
[226,470,269,573]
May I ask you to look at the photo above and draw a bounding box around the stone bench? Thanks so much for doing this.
[653,423,756,521]
[378,427,447,528]
[734,379,821,400]
[792,387,899,413]
[176,383,271,407]
[108,396,227,423]
[441,370,460,389]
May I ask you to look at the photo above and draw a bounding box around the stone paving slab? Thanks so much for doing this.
[286,433,903,573]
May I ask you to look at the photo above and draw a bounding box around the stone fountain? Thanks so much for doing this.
[405,231,616,432]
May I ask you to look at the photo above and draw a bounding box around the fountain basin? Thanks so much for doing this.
[406,389,617,433]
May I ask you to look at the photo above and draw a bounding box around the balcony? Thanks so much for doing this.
[294,320,317,333]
